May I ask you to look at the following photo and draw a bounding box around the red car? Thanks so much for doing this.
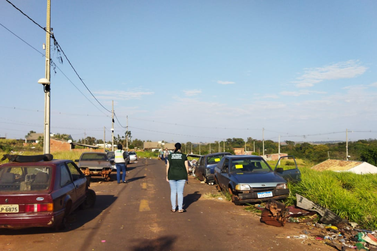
[0,154,95,230]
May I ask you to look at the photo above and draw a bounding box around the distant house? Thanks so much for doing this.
[143,142,175,151]
[311,159,377,174]
[25,133,44,144]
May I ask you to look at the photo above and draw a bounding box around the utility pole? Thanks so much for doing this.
[209,143,211,154]
[346,129,348,161]
[126,115,129,151]
[218,141,220,152]
[253,141,255,153]
[223,141,225,153]
[103,127,106,152]
[199,143,201,155]
[42,0,51,154]
[262,128,265,156]
[278,135,281,156]
[111,100,114,151]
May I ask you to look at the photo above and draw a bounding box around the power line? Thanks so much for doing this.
[6,0,112,114]
[0,22,44,56]
[0,21,108,116]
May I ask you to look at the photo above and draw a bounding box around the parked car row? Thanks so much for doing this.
[189,153,301,205]
[0,154,96,230]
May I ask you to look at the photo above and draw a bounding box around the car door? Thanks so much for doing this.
[216,158,231,190]
[65,161,87,208]
[274,155,301,182]
[59,164,77,213]
[195,157,205,180]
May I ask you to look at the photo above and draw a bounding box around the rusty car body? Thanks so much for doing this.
[214,155,301,204]
[194,152,231,185]
[75,152,113,181]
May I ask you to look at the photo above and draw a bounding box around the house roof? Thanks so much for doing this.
[311,159,371,171]
[25,133,44,140]
[144,142,160,149]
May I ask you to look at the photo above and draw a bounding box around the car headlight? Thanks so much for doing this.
[235,184,250,191]
[276,183,287,189]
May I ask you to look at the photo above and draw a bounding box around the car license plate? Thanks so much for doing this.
[0,204,19,213]
[257,191,273,198]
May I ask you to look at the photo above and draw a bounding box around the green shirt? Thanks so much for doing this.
[168,152,187,180]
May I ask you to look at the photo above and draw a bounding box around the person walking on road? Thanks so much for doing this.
[114,144,127,184]
[166,143,189,213]
[163,148,169,164]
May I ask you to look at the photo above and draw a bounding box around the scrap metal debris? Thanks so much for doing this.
[296,194,344,225]
[260,199,288,227]
[282,194,377,250]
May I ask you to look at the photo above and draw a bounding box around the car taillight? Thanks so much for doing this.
[25,203,53,212]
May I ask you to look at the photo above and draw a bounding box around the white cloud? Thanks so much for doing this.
[293,60,367,88]
[217,80,235,85]
[184,89,201,96]
[95,90,154,100]
[280,90,327,97]
[369,82,377,87]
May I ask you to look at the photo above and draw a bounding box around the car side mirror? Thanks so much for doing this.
[75,159,79,162]
[110,161,115,165]
[276,167,284,173]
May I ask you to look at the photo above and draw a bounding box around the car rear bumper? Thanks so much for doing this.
[234,189,289,204]
[0,211,63,229]
[80,168,112,177]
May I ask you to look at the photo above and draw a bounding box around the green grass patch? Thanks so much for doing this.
[287,167,377,230]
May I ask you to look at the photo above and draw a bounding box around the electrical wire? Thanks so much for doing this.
[6,0,112,114]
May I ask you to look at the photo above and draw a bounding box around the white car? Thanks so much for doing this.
[129,151,137,163]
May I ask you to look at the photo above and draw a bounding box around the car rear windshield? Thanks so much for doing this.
[81,153,108,161]
[207,154,228,164]
[129,152,136,155]
[230,158,272,173]
[0,166,52,192]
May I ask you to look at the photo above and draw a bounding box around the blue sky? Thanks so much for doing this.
[1,0,377,143]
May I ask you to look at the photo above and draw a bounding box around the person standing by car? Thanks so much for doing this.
[166,143,189,213]
[163,148,169,164]
[114,144,127,184]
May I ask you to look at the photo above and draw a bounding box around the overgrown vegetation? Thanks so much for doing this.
[285,167,377,230]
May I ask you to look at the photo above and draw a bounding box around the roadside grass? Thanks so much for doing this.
[136,151,159,159]
[286,167,377,230]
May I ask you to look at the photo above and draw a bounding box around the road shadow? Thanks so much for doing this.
[183,191,201,210]
[130,235,178,251]
[127,176,146,182]
[0,194,117,235]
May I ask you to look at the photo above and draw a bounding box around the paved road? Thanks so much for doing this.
[0,159,333,251]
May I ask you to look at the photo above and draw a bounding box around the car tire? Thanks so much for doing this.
[228,187,240,205]
[80,189,96,209]
[55,202,71,231]
[214,177,221,191]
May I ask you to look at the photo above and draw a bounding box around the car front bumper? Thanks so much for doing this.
[233,189,289,204]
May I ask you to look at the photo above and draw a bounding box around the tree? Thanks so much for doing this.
[25,130,36,138]
[360,147,377,165]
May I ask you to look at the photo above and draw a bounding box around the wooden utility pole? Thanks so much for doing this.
[262,128,265,156]
[103,127,106,152]
[346,129,349,161]
[126,115,129,151]
[111,100,114,151]
[42,0,51,154]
